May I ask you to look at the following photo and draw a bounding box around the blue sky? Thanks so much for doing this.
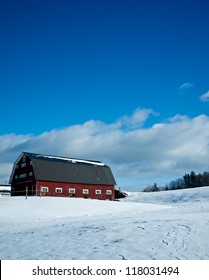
[1,0,209,189]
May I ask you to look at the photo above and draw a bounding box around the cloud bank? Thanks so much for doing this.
[1,108,209,190]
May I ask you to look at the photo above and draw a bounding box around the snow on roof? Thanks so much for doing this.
[34,153,105,166]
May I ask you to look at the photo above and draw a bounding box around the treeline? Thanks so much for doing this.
[143,171,209,192]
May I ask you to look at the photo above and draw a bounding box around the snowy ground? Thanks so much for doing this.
[0,187,209,260]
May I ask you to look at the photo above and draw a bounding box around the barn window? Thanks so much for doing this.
[15,165,19,169]
[55,188,62,193]
[82,189,89,194]
[19,173,26,178]
[15,175,18,179]
[29,172,33,176]
[106,190,112,195]
[41,187,49,192]
[23,155,26,163]
[21,163,26,168]
[95,190,101,195]
[69,188,75,194]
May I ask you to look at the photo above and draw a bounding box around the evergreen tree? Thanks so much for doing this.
[183,173,191,188]
[190,171,197,188]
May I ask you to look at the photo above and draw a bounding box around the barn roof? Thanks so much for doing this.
[10,152,116,186]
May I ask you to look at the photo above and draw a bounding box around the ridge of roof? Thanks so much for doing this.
[23,152,105,166]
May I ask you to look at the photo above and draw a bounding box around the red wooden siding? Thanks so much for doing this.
[36,180,115,200]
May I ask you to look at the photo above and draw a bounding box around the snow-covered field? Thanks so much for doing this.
[0,187,209,260]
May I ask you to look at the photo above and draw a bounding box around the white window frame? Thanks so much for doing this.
[106,190,112,195]
[69,188,75,194]
[82,189,89,194]
[55,187,62,193]
[95,190,101,195]
[41,187,49,192]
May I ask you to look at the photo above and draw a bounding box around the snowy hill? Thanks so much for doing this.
[124,186,209,204]
[0,187,209,260]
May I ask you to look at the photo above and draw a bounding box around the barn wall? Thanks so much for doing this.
[11,154,36,196]
[36,180,115,200]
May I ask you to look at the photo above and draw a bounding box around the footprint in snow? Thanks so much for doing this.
[119,254,127,260]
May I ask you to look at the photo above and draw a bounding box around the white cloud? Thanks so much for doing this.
[178,82,194,96]
[116,107,156,129]
[167,114,190,123]
[0,133,31,153]
[179,82,194,90]
[199,91,209,102]
[1,109,209,190]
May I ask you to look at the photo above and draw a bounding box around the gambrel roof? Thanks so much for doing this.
[10,152,116,186]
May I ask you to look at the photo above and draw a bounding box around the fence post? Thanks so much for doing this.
[26,186,28,199]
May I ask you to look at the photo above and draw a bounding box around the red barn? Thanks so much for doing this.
[10,152,116,200]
